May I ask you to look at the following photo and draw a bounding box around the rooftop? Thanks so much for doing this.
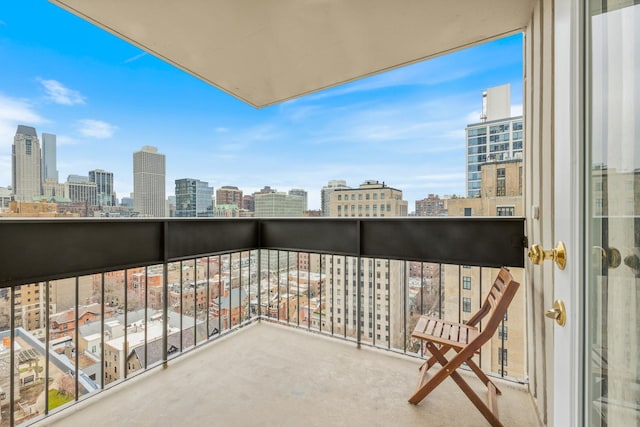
[34,322,539,427]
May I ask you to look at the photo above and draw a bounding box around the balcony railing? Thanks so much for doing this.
[0,217,525,426]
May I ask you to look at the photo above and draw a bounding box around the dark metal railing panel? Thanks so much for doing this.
[359,218,525,268]
[0,217,525,288]
[166,219,258,261]
[259,219,358,255]
[0,220,163,287]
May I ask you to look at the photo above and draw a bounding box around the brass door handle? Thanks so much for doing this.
[545,300,566,326]
[528,241,567,270]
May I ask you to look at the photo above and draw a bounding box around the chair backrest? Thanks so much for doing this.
[465,268,519,343]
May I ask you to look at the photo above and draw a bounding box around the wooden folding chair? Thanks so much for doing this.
[408,268,519,427]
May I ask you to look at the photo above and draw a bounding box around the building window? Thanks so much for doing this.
[381,193,385,200]
[464,207,472,216]
[462,276,471,290]
[496,167,506,196]
[498,348,508,366]
[519,166,523,195]
[496,206,515,216]
[25,140,32,155]
[462,297,472,313]
[337,195,342,201]
[498,325,508,340]
[358,194,362,200]
[366,193,370,200]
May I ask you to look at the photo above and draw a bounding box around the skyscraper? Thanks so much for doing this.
[133,146,166,217]
[175,178,214,217]
[466,84,523,197]
[41,133,58,183]
[321,180,350,216]
[89,169,116,207]
[12,125,42,202]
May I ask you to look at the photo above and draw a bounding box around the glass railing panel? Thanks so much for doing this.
[207,256,221,337]
[101,271,125,386]
[194,257,209,346]
[46,278,77,411]
[166,262,182,360]
[218,254,231,333]
[143,264,166,369]
[124,267,146,377]
[75,274,101,400]
[0,287,10,427]
[238,251,252,326]
[180,260,196,351]
[307,253,323,332]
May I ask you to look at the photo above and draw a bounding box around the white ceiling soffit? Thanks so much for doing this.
[50,0,534,108]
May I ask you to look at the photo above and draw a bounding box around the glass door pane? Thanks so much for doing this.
[587,1,640,425]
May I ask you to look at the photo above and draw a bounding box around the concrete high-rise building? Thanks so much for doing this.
[242,195,254,212]
[254,189,305,217]
[175,178,214,217]
[322,180,408,347]
[64,180,97,206]
[12,125,42,202]
[329,180,408,217]
[89,169,116,207]
[41,133,58,183]
[288,189,308,211]
[216,186,243,207]
[415,194,448,217]
[445,158,525,378]
[133,146,166,217]
[321,180,350,216]
[466,84,523,197]
[324,256,406,348]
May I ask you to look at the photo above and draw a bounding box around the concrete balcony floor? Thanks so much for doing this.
[34,322,540,427]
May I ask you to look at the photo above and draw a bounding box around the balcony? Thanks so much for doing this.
[34,322,538,427]
[0,217,533,426]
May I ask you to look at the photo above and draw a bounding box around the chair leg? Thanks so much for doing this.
[409,343,503,427]
[466,358,502,395]
[408,343,463,404]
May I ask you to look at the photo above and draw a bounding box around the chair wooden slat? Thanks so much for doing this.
[415,316,428,334]
[459,326,468,344]
[441,323,451,340]
[425,319,436,336]
[450,325,459,342]
[433,320,444,338]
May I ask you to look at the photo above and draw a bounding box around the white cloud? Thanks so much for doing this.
[215,127,229,133]
[77,119,117,139]
[57,135,79,146]
[465,110,483,124]
[37,78,86,105]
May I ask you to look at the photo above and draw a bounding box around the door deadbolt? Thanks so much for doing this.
[545,300,566,327]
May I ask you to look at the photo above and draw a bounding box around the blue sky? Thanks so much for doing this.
[0,2,523,211]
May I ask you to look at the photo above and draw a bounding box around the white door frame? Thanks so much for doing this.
[553,0,584,425]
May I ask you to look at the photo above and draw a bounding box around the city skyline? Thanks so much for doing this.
[0,2,523,210]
